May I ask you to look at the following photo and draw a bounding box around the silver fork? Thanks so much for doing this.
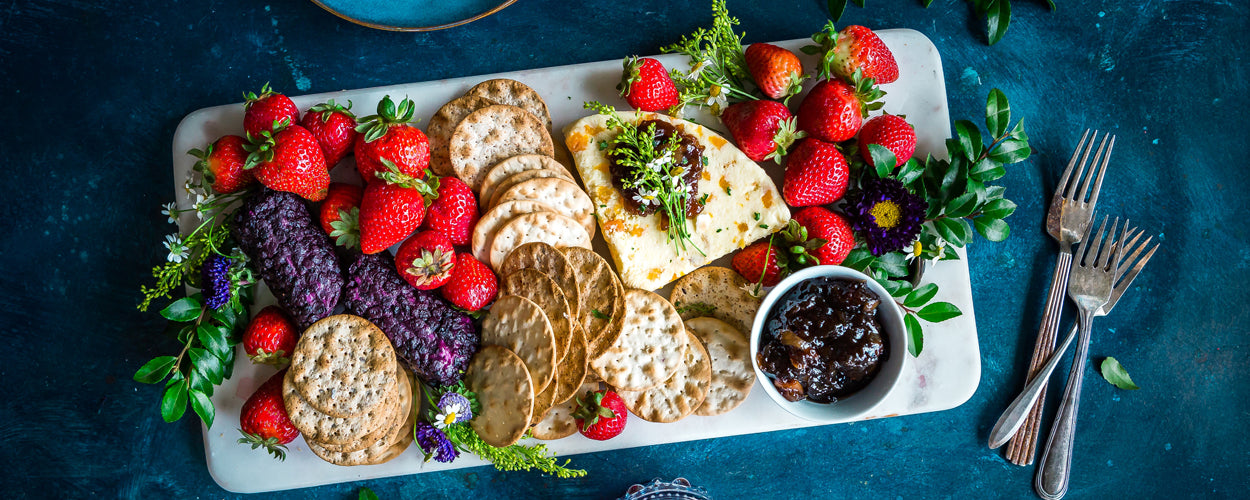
[988,227,1158,449]
[1033,216,1128,499]
[1006,130,1115,465]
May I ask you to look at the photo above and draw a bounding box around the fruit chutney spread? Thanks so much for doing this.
[608,119,706,224]
[757,277,889,403]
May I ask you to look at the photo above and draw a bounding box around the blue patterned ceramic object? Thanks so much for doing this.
[310,0,516,31]
[618,478,711,500]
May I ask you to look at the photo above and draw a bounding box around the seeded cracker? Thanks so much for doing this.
[283,367,398,446]
[463,78,553,131]
[481,295,557,395]
[472,200,561,264]
[289,315,397,419]
[618,328,711,423]
[684,317,755,416]
[560,246,625,361]
[590,289,687,391]
[479,154,573,208]
[489,212,591,270]
[450,104,554,190]
[307,368,415,464]
[495,177,597,239]
[428,95,497,177]
[501,241,582,317]
[465,345,534,448]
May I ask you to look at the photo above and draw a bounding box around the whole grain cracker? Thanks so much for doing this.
[560,247,625,361]
[528,364,559,427]
[495,177,597,238]
[465,345,534,448]
[428,95,496,177]
[669,266,761,336]
[481,295,557,395]
[307,368,417,466]
[463,79,553,131]
[450,104,554,190]
[684,317,755,416]
[501,241,582,316]
[289,315,397,419]
[500,268,573,363]
[472,199,560,263]
[479,154,572,209]
[590,289,688,391]
[309,366,412,454]
[549,320,589,407]
[283,368,398,446]
[489,212,591,270]
[618,328,711,423]
[532,377,601,441]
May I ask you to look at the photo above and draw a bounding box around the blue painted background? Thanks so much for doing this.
[0,0,1246,497]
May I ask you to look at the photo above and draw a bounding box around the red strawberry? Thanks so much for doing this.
[395,230,456,290]
[243,83,300,138]
[300,99,359,168]
[358,162,436,254]
[808,23,899,85]
[354,95,431,183]
[189,135,254,194]
[745,43,807,102]
[617,56,679,112]
[237,369,299,461]
[422,177,479,247]
[721,100,805,162]
[242,306,299,366]
[858,114,916,168]
[732,239,786,287]
[319,182,363,250]
[439,253,497,312]
[792,207,855,266]
[796,76,883,143]
[573,389,628,441]
[244,123,331,201]
[783,138,850,207]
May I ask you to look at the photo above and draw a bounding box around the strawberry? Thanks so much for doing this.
[745,43,807,102]
[395,230,456,290]
[807,23,899,85]
[439,253,497,312]
[796,74,883,143]
[243,83,300,138]
[354,95,431,183]
[319,182,363,250]
[189,135,254,194]
[237,369,299,461]
[721,100,805,162]
[242,305,299,366]
[243,122,331,201]
[792,207,855,266]
[783,138,850,207]
[357,161,437,254]
[858,114,916,169]
[422,176,479,247]
[300,99,359,168]
[732,238,786,287]
[617,56,679,112]
[573,389,628,441]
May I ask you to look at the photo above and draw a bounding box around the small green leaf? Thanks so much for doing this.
[945,192,979,219]
[189,389,215,428]
[990,139,1031,165]
[917,302,962,322]
[980,198,1017,219]
[160,297,202,322]
[986,185,1007,199]
[1100,357,1140,390]
[905,313,923,357]
[985,0,1012,46]
[198,324,230,360]
[877,253,908,277]
[134,356,178,384]
[827,0,848,21]
[954,120,982,161]
[904,283,939,308]
[161,379,188,423]
[190,347,225,385]
[974,217,1011,242]
[842,249,875,272]
[359,488,380,500]
[986,88,1010,138]
[591,309,610,320]
[970,158,1007,182]
[933,218,971,246]
[188,368,213,396]
[896,158,925,185]
[1009,118,1029,141]
[212,307,237,329]
[886,280,913,298]
[867,144,897,178]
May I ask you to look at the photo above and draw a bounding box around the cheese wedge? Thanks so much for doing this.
[564,111,790,291]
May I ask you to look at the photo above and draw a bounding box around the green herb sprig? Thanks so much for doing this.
[661,0,756,115]
[827,0,1054,46]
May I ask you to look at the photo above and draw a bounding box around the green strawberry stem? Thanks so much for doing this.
[356,95,417,143]
[375,158,440,203]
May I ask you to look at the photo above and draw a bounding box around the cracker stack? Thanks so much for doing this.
[282,315,415,466]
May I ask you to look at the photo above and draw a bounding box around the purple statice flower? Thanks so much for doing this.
[414,422,459,463]
[844,178,928,256]
[200,253,232,310]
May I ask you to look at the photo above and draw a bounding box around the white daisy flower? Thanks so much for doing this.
[686,59,712,80]
[163,234,188,263]
[433,401,467,430]
[161,203,177,224]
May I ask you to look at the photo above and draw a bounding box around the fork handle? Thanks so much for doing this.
[1034,312,1095,499]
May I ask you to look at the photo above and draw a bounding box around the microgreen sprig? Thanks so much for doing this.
[662,0,757,115]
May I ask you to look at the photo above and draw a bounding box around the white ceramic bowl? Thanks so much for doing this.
[750,265,909,422]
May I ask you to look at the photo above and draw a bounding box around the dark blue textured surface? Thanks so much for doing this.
[1,0,1247,498]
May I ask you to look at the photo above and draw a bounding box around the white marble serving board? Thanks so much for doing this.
[170,29,976,494]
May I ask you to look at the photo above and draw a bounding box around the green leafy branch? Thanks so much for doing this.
[661,0,757,115]
[827,0,1055,45]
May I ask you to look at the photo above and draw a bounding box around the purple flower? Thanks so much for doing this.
[200,254,232,310]
[434,392,473,428]
[414,422,459,463]
[844,178,927,256]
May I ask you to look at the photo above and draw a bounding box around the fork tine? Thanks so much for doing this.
[1081,215,1107,266]
[1116,234,1151,278]
[1107,240,1160,310]
[1065,130,1099,200]
[1095,217,1121,269]
[1055,129,1091,196]
[1087,135,1115,207]
[1076,133,1110,203]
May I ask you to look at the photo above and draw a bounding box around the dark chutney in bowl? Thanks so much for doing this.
[756,277,889,403]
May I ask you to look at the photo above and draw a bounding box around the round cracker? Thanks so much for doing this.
[487,167,576,209]
[501,241,581,317]
[529,364,559,428]
[479,154,573,208]
[289,315,397,419]
[450,104,554,190]
[560,247,625,361]
[669,266,761,336]
[532,377,601,441]
[489,212,591,270]
[495,177,596,239]
[465,345,535,448]
[550,320,589,407]
[311,368,411,453]
[283,368,398,446]
[481,295,557,395]
[464,78,553,131]
[472,200,561,264]
[590,289,688,391]
[685,317,756,417]
[618,328,711,423]
[500,268,573,364]
[428,95,496,177]
[308,368,417,466]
